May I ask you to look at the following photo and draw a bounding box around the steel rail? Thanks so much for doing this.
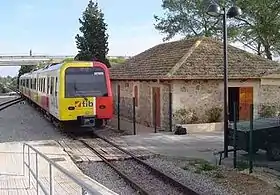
[93,132,200,195]
[0,98,24,111]
[75,138,150,195]
[0,97,23,107]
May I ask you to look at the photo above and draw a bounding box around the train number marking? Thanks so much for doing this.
[75,100,94,108]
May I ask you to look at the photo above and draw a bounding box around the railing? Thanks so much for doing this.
[23,143,105,195]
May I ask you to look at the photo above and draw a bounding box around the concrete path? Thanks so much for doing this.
[0,97,118,195]
[0,140,118,195]
[109,131,224,162]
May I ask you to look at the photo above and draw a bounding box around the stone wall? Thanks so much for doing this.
[171,79,261,123]
[259,78,280,115]
[260,78,280,104]
[111,78,263,130]
[111,80,171,130]
[171,80,222,123]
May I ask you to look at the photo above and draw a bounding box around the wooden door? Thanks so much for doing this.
[239,87,253,121]
[152,87,161,127]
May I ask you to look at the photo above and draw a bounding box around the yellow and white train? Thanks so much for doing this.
[19,61,113,127]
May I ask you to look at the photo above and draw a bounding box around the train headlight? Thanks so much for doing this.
[68,106,75,110]
[99,105,106,109]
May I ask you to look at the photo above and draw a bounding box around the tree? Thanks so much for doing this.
[109,57,126,65]
[75,0,111,67]
[17,65,36,88]
[234,0,280,60]
[154,0,280,60]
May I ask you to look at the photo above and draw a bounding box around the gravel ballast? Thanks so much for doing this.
[143,156,238,195]
[112,159,186,195]
[77,161,138,195]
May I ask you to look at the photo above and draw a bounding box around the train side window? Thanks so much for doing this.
[34,78,37,90]
[50,77,54,95]
[40,78,42,92]
[47,77,50,94]
[39,79,41,91]
[43,78,46,93]
[55,77,58,96]
[26,79,29,88]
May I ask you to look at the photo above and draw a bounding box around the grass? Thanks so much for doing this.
[183,158,225,179]
[187,159,218,172]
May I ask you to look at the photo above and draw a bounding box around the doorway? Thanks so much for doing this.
[152,87,161,128]
[239,87,253,121]
[228,87,253,121]
[228,87,240,121]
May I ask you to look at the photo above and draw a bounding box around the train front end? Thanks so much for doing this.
[60,61,113,128]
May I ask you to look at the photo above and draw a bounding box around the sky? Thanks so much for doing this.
[0,0,258,77]
[0,0,172,76]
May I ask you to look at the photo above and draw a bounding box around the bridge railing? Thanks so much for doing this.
[22,143,107,195]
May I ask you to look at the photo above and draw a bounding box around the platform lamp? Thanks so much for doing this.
[206,3,242,158]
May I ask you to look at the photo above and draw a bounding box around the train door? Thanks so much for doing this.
[49,76,55,116]
[54,77,58,110]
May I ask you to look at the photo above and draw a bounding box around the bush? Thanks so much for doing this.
[259,104,279,117]
[206,106,223,123]
[173,108,199,124]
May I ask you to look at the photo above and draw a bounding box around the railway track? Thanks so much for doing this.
[68,131,200,195]
[16,97,199,194]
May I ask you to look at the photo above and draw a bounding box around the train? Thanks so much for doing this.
[18,60,113,128]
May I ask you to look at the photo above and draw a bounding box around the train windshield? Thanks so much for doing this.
[65,67,108,98]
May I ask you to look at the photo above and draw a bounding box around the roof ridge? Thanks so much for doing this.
[166,39,202,77]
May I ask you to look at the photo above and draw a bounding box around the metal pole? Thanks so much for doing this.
[154,97,157,133]
[117,87,120,130]
[249,104,254,173]
[36,153,39,194]
[49,164,54,195]
[133,97,136,135]
[23,144,25,176]
[169,92,173,132]
[28,147,31,189]
[233,102,237,168]
[223,8,229,158]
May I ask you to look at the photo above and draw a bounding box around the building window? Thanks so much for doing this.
[133,85,138,107]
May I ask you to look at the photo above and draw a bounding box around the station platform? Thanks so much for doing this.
[0,140,117,195]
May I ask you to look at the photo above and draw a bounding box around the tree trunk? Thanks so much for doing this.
[257,42,262,56]
[264,45,273,60]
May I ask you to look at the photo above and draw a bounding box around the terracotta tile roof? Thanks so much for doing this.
[110,37,280,80]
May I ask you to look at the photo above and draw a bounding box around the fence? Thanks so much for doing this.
[113,89,173,135]
[22,143,111,195]
[224,102,280,173]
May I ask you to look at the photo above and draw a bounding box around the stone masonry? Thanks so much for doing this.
[111,80,171,131]
[111,78,280,130]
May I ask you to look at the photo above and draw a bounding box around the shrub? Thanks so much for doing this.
[206,106,222,123]
[173,108,199,124]
[259,104,278,117]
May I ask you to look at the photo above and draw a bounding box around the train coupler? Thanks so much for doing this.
[80,116,96,127]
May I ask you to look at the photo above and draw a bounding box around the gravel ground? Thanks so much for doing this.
[77,161,138,195]
[0,97,66,143]
[143,155,279,195]
[143,156,236,195]
[112,159,185,195]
